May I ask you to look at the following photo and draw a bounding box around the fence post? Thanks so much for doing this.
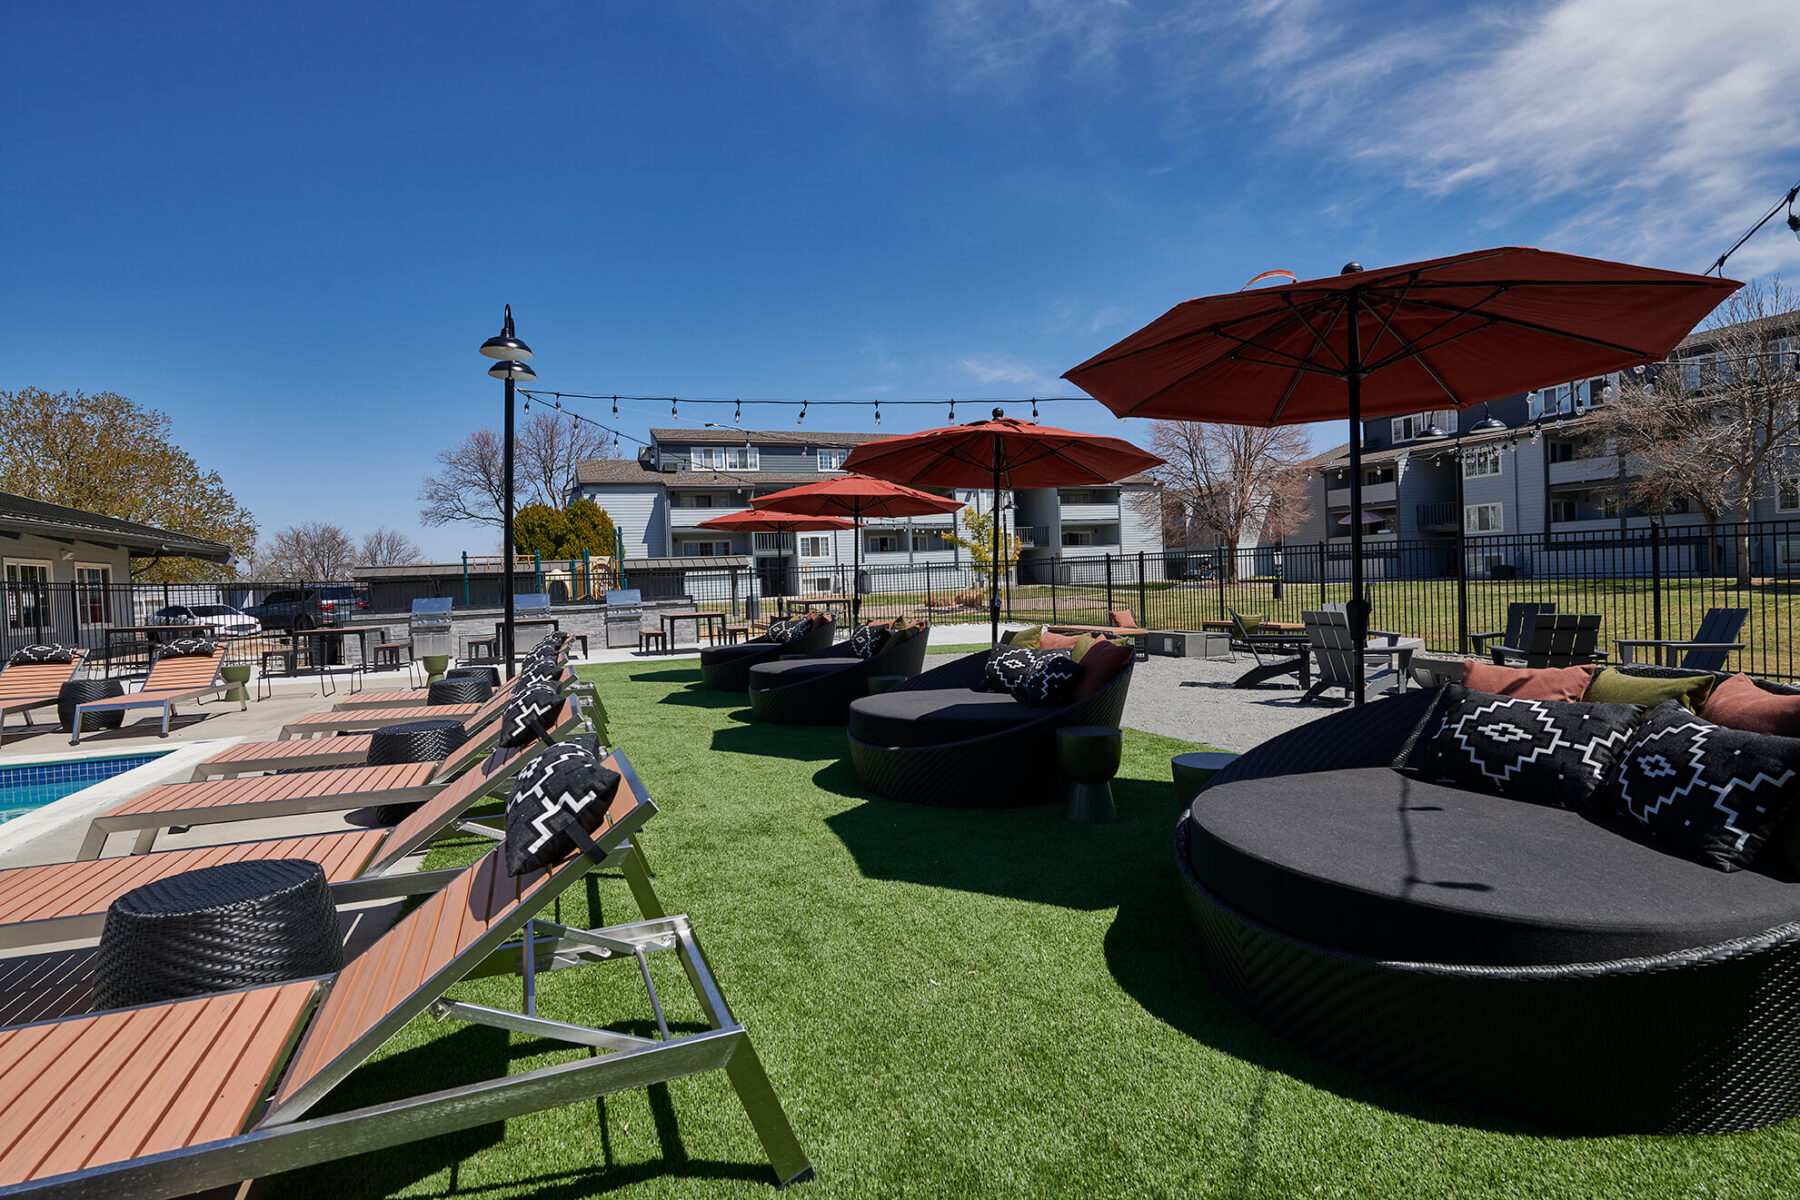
[1318,541,1327,609]
[462,552,470,606]
[1216,544,1228,618]
[1455,527,1470,654]
[1104,554,1114,613]
[1651,521,1664,643]
[1137,551,1147,626]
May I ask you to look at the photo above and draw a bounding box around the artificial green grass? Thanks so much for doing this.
[270,660,1800,1199]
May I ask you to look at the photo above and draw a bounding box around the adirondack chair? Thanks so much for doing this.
[1490,612,1605,668]
[1615,607,1749,672]
[0,753,813,1194]
[1468,602,1556,657]
[1299,610,1412,703]
[1227,608,1311,690]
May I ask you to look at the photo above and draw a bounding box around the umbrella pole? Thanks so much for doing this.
[852,511,861,623]
[1345,303,1368,706]
[991,459,1002,647]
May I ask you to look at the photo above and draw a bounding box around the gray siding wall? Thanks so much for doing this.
[579,486,666,558]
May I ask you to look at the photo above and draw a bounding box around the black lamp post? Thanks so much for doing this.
[479,305,535,680]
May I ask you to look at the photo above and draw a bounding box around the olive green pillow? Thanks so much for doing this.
[1583,667,1715,712]
[1236,614,1264,634]
[1072,632,1120,662]
[1008,625,1044,650]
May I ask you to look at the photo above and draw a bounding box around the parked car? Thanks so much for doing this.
[145,603,261,637]
[244,586,369,630]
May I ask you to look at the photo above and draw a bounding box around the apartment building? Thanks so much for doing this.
[570,427,1162,594]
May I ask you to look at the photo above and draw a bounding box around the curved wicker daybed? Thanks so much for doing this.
[698,617,836,692]
[845,648,1135,807]
[1177,665,1800,1135]
[747,626,933,725]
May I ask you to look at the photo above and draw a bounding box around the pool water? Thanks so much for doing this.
[0,754,168,825]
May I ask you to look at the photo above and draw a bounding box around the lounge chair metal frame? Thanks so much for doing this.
[69,646,239,744]
[0,650,89,746]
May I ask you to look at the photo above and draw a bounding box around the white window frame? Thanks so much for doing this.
[1462,447,1502,479]
[1780,542,1800,567]
[691,447,758,471]
[1780,476,1800,513]
[1390,410,1456,443]
[73,561,113,628]
[817,449,847,471]
[910,530,950,553]
[679,540,726,557]
[3,558,54,633]
[1464,503,1503,533]
[1061,528,1095,547]
[864,532,902,554]
[798,536,830,559]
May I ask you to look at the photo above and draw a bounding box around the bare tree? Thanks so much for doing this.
[359,526,423,566]
[420,411,617,530]
[1137,421,1313,578]
[262,521,356,581]
[1585,278,1800,586]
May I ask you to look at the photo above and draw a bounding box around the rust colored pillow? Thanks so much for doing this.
[1702,672,1800,737]
[1108,609,1140,630]
[1461,659,1596,702]
[1040,630,1081,651]
[1071,637,1132,701]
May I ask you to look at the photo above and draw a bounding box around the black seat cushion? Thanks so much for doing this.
[699,642,772,666]
[747,658,856,690]
[1185,766,1800,967]
[848,687,1039,748]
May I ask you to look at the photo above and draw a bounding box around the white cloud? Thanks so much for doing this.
[958,353,1058,389]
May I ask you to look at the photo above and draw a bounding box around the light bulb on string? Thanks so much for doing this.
[611,396,618,416]
[1030,398,1038,420]
[948,398,955,421]
[798,400,807,425]
[672,398,678,418]
[734,400,741,426]
[874,400,881,427]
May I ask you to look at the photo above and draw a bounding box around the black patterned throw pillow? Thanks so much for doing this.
[849,623,891,660]
[1021,651,1084,707]
[504,736,623,875]
[1602,700,1800,872]
[1402,685,1643,811]
[7,643,75,666]
[531,633,562,655]
[979,645,1040,695]
[519,656,563,686]
[497,684,563,749]
[159,637,217,658]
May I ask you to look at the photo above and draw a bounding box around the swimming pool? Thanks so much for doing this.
[0,753,169,825]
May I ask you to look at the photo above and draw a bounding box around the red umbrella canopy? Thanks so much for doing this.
[1063,247,1742,424]
[751,474,964,520]
[840,413,1163,489]
[695,508,855,534]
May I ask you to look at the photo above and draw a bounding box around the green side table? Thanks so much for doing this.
[421,654,452,687]
[1172,751,1239,805]
[1058,725,1123,824]
[220,663,252,704]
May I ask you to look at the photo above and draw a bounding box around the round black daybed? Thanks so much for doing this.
[1177,672,1800,1135]
[846,649,1134,807]
[747,625,932,725]
[697,617,836,692]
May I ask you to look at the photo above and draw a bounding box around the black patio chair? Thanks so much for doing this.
[1615,607,1749,672]
[1468,602,1555,658]
[1490,611,1605,668]
[1228,608,1310,690]
[1299,609,1408,703]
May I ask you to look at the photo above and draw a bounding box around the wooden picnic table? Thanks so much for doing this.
[269,625,386,696]
[661,610,728,648]
[1201,618,1304,634]
[780,595,851,619]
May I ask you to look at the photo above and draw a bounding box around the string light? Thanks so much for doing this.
[874,400,881,426]
[611,395,618,416]
[671,398,678,417]
[1030,397,1039,420]
[733,399,741,425]
[798,400,807,425]
[948,398,955,421]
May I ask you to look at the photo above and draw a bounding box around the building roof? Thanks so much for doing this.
[624,555,749,570]
[646,427,888,446]
[0,491,233,561]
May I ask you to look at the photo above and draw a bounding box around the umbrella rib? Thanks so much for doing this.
[1381,290,1667,358]
[1072,293,1345,374]
[1267,302,1347,423]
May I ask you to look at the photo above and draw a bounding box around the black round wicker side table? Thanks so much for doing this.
[58,679,125,733]
[93,859,342,1010]
[366,718,469,824]
[447,665,501,690]
[428,677,492,707]
[1172,751,1240,804]
[1057,725,1122,824]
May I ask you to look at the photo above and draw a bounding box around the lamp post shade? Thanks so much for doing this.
[1063,245,1740,702]
[750,476,964,621]
[841,412,1163,644]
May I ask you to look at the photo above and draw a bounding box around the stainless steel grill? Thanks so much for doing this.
[409,597,454,659]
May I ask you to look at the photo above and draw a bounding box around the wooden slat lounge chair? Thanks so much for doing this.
[79,696,587,859]
[1616,606,1749,671]
[69,645,239,745]
[331,662,571,710]
[1490,612,1605,668]
[280,669,595,740]
[0,651,87,746]
[0,755,814,1195]
[1468,602,1555,657]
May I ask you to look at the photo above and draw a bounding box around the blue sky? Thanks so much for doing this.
[5,1,1798,561]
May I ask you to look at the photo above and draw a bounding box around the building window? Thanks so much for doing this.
[1601,493,1620,519]
[1062,529,1094,547]
[1464,503,1503,533]
[74,563,112,626]
[1547,440,1575,463]
[865,533,901,554]
[911,530,950,553]
[1781,477,1800,512]
[691,447,759,471]
[1462,447,1502,478]
[798,536,830,558]
[817,448,847,471]
[1550,499,1576,524]
[680,541,727,557]
[1780,542,1800,567]
[3,560,52,632]
[1391,411,1456,442]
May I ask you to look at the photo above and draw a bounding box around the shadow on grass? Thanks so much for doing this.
[655,686,748,710]
[710,723,844,762]
[627,668,702,684]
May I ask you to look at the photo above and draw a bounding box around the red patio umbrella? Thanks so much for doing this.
[696,508,855,599]
[842,411,1163,645]
[749,476,963,620]
[1064,246,1741,702]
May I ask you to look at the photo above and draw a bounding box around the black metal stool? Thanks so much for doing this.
[58,679,125,734]
[93,859,342,1010]
[428,677,492,707]
[1057,725,1122,824]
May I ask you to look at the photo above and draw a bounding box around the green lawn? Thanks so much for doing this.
[270,659,1800,1199]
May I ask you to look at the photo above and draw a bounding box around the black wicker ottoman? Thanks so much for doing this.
[366,718,468,823]
[58,679,125,733]
[93,859,342,1010]
[447,665,501,690]
[428,677,492,706]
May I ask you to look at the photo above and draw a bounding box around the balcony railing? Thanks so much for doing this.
[1416,501,1458,529]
